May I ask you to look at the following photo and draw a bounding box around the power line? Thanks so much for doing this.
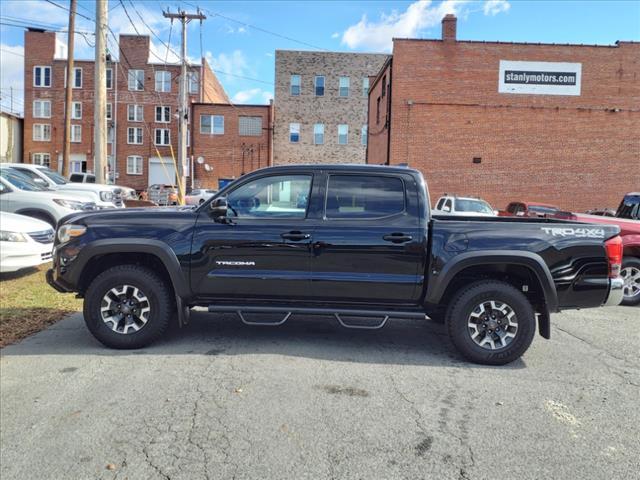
[44,0,95,22]
[181,0,327,51]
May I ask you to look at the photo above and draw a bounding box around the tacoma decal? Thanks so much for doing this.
[216,260,256,266]
[541,227,605,238]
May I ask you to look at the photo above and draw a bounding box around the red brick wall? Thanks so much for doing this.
[366,64,392,165]
[192,104,272,189]
[373,38,640,212]
[201,57,230,104]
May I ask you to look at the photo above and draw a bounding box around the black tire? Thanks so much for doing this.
[621,257,640,306]
[446,280,536,365]
[83,264,174,349]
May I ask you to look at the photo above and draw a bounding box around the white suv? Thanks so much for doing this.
[0,167,97,227]
[433,195,497,217]
[5,163,126,209]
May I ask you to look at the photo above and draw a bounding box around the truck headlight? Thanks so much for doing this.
[53,199,86,210]
[0,231,28,242]
[100,191,114,201]
[57,224,87,243]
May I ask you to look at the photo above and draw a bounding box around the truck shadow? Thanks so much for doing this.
[1,310,527,369]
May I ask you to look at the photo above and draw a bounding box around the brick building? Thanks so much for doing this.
[191,102,272,189]
[273,50,388,165]
[22,29,230,191]
[367,15,640,212]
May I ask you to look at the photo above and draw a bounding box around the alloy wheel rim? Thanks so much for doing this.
[620,267,640,300]
[100,285,151,334]
[468,300,518,350]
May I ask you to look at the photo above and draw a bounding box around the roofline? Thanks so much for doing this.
[275,49,389,56]
[391,38,636,49]
[369,56,392,93]
[192,102,270,108]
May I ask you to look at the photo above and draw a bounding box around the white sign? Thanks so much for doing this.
[499,60,582,96]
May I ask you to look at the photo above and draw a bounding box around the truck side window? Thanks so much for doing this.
[227,175,311,219]
[325,175,405,219]
[435,198,445,210]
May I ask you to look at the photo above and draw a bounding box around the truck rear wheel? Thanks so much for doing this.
[620,257,640,306]
[83,265,174,349]
[446,280,536,365]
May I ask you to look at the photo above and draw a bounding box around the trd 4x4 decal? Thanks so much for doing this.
[541,227,605,238]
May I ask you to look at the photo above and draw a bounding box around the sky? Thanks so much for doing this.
[1,0,639,115]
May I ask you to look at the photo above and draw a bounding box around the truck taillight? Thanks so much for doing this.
[604,236,623,278]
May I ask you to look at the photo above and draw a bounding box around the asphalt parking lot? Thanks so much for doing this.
[1,307,638,480]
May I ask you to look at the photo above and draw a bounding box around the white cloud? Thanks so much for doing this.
[0,44,24,115]
[331,32,340,39]
[205,50,250,76]
[341,0,469,52]
[483,0,510,16]
[231,88,273,104]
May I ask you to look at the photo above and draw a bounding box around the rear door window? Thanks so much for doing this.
[325,175,405,219]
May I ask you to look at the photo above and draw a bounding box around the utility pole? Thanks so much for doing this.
[62,0,76,177]
[94,0,108,183]
[162,9,205,204]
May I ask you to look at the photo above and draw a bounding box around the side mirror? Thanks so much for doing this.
[210,196,228,222]
[442,205,451,213]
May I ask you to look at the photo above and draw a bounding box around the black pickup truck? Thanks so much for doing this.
[47,165,624,365]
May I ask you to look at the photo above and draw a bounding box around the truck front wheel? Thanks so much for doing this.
[83,265,174,349]
[620,257,640,306]
[446,280,536,365]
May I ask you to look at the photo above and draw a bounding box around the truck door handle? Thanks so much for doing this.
[383,233,412,243]
[281,231,311,241]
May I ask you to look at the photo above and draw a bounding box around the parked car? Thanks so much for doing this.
[47,164,623,365]
[185,189,217,205]
[68,171,137,200]
[4,163,124,209]
[573,192,640,305]
[148,184,179,206]
[433,194,496,216]
[0,211,54,273]
[499,201,559,217]
[0,167,97,227]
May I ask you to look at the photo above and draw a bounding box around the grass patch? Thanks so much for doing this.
[0,264,81,347]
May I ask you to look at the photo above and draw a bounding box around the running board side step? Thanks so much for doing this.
[207,305,426,330]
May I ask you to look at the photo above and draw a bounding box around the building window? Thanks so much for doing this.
[107,126,114,144]
[239,116,262,136]
[339,76,350,97]
[189,72,199,94]
[187,128,190,147]
[33,124,51,141]
[71,101,82,120]
[155,71,171,92]
[126,155,143,175]
[73,67,82,88]
[33,66,51,87]
[127,104,143,122]
[128,69,144,91]
[313,123,324,145]
[127,127,143,144]
[200,114,224,135]
[290,74,301,96]
[289,123,300,143]
[71,124,82,143]
[338,124,348,145]
[361,125,367,146]
[33,153,51,167]
[155,128,170,146]
[106,103,112,120]
[362,77,369,97]
[314,75,325,96]
[155,106,171,123]
[376,97,381,124]
[106,68,113,89]
[33,99,51,118]
[381,75,387,98]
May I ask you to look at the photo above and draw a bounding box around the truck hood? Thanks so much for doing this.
[59,205,196,226]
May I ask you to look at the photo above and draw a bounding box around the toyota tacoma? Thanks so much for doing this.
[47,165,624,365]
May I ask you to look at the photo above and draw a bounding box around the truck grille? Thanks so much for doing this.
[29,229,55,244]
[41,251,53,261]
[112,188,124,207]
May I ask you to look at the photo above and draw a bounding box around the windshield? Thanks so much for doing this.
[38,167,68,185]
[455,199,494,214]
[0,168,49,191]
[616,195,640,220]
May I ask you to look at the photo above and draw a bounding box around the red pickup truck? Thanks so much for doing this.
[574,193,640,306]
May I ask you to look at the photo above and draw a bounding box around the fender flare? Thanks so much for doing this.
[426,250,559,314]
[69,238,190,298]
